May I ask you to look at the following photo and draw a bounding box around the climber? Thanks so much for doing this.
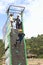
[15,15,22,29]
[14,30,25,47]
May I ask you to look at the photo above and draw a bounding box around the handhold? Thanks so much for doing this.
[18,63,22,65]
[16,50,19,54]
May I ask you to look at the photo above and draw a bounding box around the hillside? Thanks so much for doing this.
[0,34,43,59]
[26,34,43,58]
[0,39,5,59]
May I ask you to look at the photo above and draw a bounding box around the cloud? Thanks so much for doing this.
[0,2,5,13]
[23,0,43,38]
[0,0,18,14]
[0,0,17,4]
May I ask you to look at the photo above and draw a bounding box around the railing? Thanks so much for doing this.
[3,18,11,41]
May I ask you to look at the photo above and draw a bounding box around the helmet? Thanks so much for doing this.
[17,15,19,18]
[10,14,13,16]
[18,29,23,32]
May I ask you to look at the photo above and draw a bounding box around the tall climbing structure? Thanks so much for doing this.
[3,5,27,65]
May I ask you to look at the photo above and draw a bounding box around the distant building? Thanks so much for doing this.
[27,53,37,58]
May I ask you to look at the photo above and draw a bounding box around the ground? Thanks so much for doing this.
[27,59,43,65]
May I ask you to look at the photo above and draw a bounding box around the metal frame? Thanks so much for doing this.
[6,5,25,15]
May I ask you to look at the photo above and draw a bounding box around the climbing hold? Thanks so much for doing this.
[16,50,19,54]
[18,63,22,65]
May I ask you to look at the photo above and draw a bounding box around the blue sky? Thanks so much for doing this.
[0,0,43,39]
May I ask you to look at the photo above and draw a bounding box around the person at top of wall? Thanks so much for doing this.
[10,14,14,27]
[15,15,22,29]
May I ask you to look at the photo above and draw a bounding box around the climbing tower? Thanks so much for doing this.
[3,5,27,65]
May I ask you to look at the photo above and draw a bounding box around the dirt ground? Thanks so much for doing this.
[27,59,43,65]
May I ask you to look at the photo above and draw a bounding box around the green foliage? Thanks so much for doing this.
[0,39,5,59]
[26,34,43,58]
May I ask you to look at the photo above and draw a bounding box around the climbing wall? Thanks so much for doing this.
[10,29,26,65]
